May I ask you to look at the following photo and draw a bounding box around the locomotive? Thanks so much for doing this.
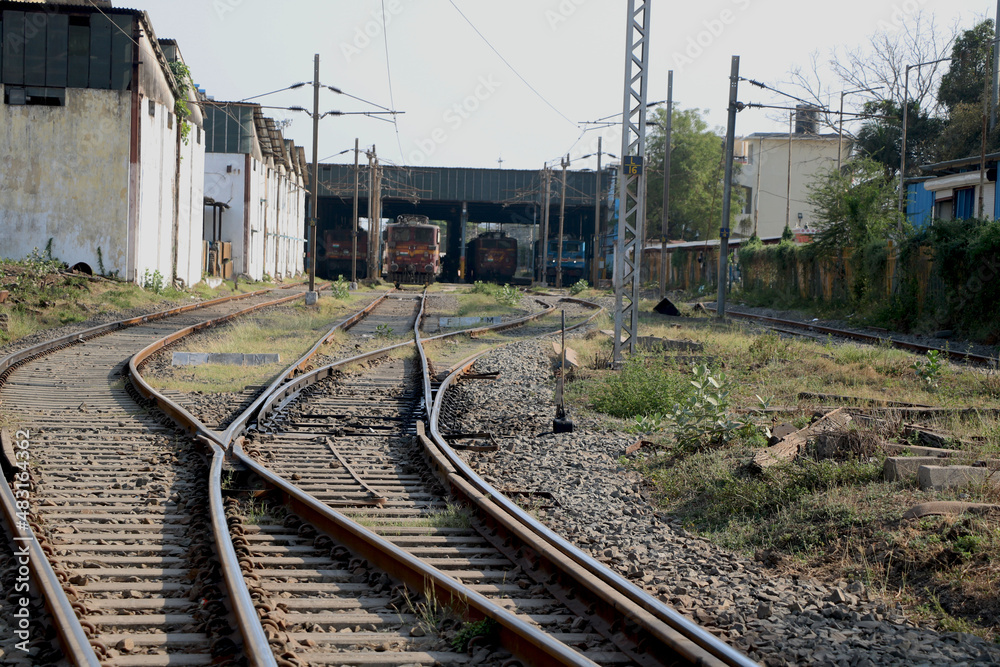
[539,236,587,284]
[382,215,441,286]
[466,231,518,283]
[320,227,368,280]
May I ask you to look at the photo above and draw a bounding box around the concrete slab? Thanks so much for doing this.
[439,316,502,328]
[917,465,995,491]
[172,352,280,367]
[551,342,580,370]
[305,291,319,306]
[884,457,948,482]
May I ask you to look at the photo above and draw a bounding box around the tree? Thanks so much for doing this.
[933,20,1000,162]
[854,99,943,178]
[938,20,995,112]
[807,157,903,254]
[644,106,742,242]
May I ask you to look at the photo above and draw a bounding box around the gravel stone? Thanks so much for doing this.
[441,339,1000,666]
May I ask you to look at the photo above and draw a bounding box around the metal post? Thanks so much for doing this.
[557,155,569,288]
[659,70,673,299]
[351,137,359,284]
[838,90,846,173]
[785,110,793,233]
[367,149,375,274]
[993,0,1000,133]
[717,55,740,320]
[753,136,762,236]
[592,137,602,287]
[308,53,320,302]
[613,0,651,365]
[540,167,551,286]
[460,202,468,282]
[898,65,910,213]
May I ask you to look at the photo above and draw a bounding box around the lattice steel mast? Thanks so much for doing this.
[613,0,651,366]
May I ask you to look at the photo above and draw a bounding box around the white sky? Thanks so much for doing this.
[128,0,995,171]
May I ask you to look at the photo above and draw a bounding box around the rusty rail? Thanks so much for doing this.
[419,301,760,667]
[710,307,998,365]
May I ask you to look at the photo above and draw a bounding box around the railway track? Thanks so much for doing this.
[215,293,752,665]
[712,306,998,365]
[4,282,756,665]
[0,284,327,666]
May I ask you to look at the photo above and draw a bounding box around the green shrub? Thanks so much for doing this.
[591,355,691,418]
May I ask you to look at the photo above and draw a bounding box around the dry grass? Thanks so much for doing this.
[145,295,371,394]
[568,300,1000,640]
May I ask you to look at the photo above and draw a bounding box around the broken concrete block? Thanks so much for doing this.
[917,465,994,491]
[0,290,9,304]
[884,457,949,482]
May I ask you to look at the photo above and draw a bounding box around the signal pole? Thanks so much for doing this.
[557,154,569,288]
[540,167,551,286]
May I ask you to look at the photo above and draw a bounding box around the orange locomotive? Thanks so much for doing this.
[466,231,517,283]
[382,215,441,286]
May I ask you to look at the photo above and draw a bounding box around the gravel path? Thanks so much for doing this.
[442,340,1000,667]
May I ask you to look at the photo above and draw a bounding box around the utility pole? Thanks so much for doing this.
[460,202,468,282]
[540,167,551,286]
[307,53,320,303]
[717,56,740,320]
[613,0,651,365]
[753,136,762,237]
[785,110,793,233]
[367,148,375,275]
[557,154,569,288]
[351,137,359,284]
[659,70,673,299]
[591,137,602,287]
[993,0,1000,133]
[373,151,382,272]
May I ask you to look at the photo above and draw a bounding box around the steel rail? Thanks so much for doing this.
[709,307,998,365]
[422,306,760,667]
[0,442,100,666]
[0,282,310,665]
[125,289,599,666]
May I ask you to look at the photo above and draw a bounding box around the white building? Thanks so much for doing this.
[0,2,205,286]
[735,115,843,239]
[202,102,307,281]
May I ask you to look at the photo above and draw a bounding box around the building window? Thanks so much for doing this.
[196,126,202,144]
[937,198,954,221]
[167,111,174,129]
[742,186,753,215]
[954,187,974,220]
[148,99,156,116]
[3,86,65,106]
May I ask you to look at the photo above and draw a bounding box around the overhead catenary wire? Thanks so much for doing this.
[447,0,577,128]
[380,0,405,161]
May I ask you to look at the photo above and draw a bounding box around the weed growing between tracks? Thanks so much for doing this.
[564,303,1000,639]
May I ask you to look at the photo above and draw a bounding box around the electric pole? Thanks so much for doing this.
[592,137,602,287]
[786,111,793,233]
[351,137,359,285]
[613,0,651,365]
[659,70,673,299]
[307,53,320,303]
[717,55,740,320]
[540,167,551,286]
[557,154,569,289]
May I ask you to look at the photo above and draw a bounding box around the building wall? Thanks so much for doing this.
[203,152,248,273]
[0,84,131,274]
[736,135,840,239]
[176,123,205,286]
[203,152,305,281]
